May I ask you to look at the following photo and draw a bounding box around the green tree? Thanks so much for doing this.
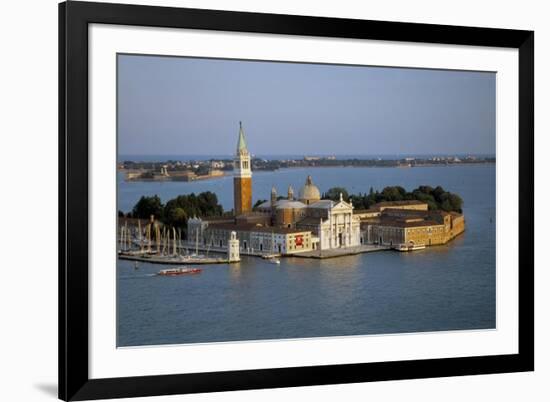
[162,191,224,229]
[448,193,464,212]
[131,195,164,219]
[380,186,406,201]
[253,199,267,209]
[323,187,349,201]
[165,207,188,227]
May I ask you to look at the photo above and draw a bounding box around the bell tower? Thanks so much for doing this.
[233,121,252,215]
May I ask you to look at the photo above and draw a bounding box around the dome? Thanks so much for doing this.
[298,175,321,204]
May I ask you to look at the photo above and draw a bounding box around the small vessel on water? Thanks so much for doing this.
[395,243,426,252]
[156,267,202,276]
[267,258,281,265]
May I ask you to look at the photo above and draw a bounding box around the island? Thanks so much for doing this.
[118,123,465,262]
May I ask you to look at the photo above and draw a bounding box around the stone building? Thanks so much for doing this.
[361,208,465,247]
[296,195,361,250]
[187,220,313,255]
[255,177,361,251]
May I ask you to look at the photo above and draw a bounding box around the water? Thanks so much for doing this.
[117,165,495,346]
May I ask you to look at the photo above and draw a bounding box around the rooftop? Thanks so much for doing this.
[236,121,247,152]
[207,222,310,234]
[308,200,334,209]
[361,217,443,229]
[255,199,307,210]
[374,200,428,207]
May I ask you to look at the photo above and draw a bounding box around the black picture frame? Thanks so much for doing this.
[59,1,534,400]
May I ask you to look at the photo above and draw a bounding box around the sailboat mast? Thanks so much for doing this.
[173,227,177,255]
[119,224,123,251]
[138,219,143,253]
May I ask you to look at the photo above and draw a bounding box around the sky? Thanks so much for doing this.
[117,54,496,157]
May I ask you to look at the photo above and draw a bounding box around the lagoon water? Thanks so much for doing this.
[117,165,495,346]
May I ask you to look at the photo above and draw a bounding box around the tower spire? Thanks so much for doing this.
[236,121,247,153]
[233,121,252,215]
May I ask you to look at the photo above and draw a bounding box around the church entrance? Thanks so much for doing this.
[338,233,343,247]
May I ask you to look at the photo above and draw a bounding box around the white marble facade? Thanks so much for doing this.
[314,200,361,250]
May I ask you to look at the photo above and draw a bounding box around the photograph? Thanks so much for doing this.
[115,53,496,347]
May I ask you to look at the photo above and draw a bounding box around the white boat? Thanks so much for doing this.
[267,258,281,265]
[156,267,202,276]
[395,243,426,252]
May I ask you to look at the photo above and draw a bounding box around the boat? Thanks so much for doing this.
[156,267,202,276]
[395,243,426,252]
[267,258,281,265]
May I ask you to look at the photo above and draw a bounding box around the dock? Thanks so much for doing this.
[292,244,391,259]
[118,253,237,265]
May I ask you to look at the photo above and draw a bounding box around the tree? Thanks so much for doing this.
[448,193,464,212]
[253,199,267,209]
[380,186,406,201]
[131,195,164,219]
[340,185,463,213]
[323,187,349,201]
[162,192,224,229]
[165,207,187,227]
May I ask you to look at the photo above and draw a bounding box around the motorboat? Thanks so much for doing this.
[395,243,426,252]
[156,267,202,276]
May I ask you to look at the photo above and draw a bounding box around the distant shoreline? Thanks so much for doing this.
[119,160,495,183]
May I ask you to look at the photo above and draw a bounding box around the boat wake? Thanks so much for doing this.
[118,274,157,280]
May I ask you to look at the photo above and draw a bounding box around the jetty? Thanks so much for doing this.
[118,252,235,265]
[292,244,390,259]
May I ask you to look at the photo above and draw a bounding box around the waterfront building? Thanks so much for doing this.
[187,220,313,255]
[254,177,361,251]
[362,208,465,247]
[233,121,252,215]
[296,194,361,250]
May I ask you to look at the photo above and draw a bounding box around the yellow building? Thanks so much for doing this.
[354,200,428,219]
[362,208,465,248]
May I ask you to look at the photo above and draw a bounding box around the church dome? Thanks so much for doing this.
[298,175,321,205]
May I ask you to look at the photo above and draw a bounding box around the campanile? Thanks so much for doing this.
[233,122,252,215]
